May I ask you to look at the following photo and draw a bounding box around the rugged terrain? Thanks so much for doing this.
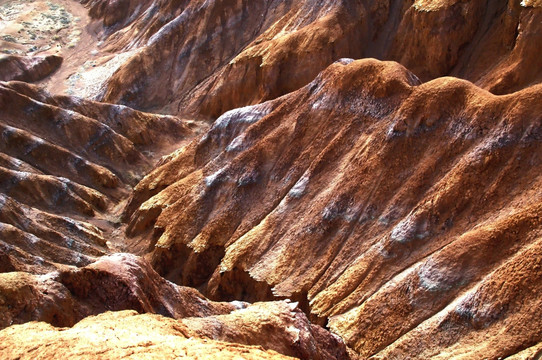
[1,0,541,359]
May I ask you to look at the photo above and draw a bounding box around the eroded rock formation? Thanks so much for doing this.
[1,0,542,359]
[0,253,239,329]
[0,311,297,360]
[0,55,62,82]
[125,58,542,358]
[0,81,192,273]
[58,0,542,118]
[0,255,351,359]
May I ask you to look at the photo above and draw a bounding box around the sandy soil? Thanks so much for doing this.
[0,0,81,56]
[0,0,118,96]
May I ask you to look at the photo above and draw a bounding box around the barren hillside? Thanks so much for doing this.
[0,0,541,359]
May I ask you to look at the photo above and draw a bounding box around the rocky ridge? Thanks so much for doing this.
[0,80,192,273]
[0,0,541,359]
[59,0,542,118]
[125,58,542,358]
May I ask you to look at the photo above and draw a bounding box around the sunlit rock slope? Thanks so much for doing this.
[125,58,542,358]
[1,0,542,359]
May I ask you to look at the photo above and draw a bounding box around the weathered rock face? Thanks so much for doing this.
[177,300,351,360]
[0,311,297,360]
[62,0,542,118]
[0,253,352,359]
[0,253,238,329]
[125,58,542,358]
[0,81,192,273]
[0,55,62,82]
[89,0,366,118]
[2,0,542,358]
[0,256,351,359]
[389,0,542,95]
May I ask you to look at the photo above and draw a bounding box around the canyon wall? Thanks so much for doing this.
[1,0,541,359]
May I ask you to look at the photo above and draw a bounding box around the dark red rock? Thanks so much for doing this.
[0,55,62,83]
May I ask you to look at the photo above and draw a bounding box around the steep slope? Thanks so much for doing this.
[1,0,542,358]
[0,67,352,359]
[389,0,542,94]
[82,0,366,118]
[0,3,360,357]
[125,58,542,358]
[58,0,542,118]
[0,81,192,273]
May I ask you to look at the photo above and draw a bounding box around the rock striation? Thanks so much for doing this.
[60,0,542,118]
[0,81,192,273]
[1,0,542,359]
[125,58,542,358]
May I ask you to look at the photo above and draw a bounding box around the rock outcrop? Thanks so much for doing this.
[0,55,62,82]
[0,254,351,359]
[125,58,542,358]
[0,311,296,360]
[177,300,351,360]
[1,0,542,359]
[0,81,192,273]
[60,0,542,118]
[0,253,238,329]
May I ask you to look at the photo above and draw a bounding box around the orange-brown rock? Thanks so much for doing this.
[92,0,365,117]
[0,55,62,82]
[62,0,542,118]
[0,310,296,360]
[389,0,542,94]
[125,58,542,358]
[177,300,351,360]
[507,343,542,360]
[0,81,192,273]
[2,0,542,358]
[0,253,238,329]
[0,253,352,359]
